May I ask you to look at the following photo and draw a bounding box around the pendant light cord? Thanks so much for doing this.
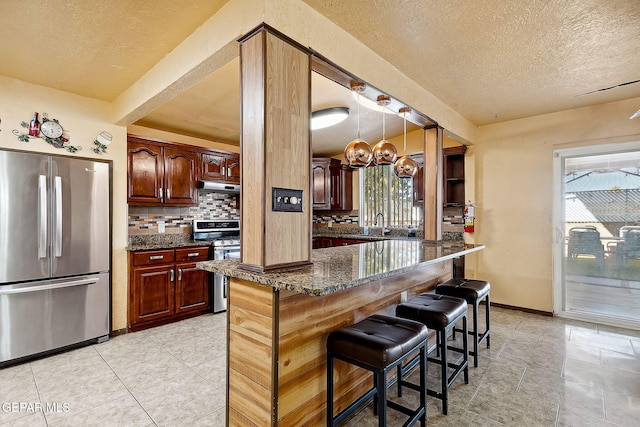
[382,104,386,140]
[356,91,361,140]
[403,109,407,154]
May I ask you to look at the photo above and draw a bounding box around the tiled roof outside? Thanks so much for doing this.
[566,189,640,223]
[565,169,640,224]
[565,169,640,192]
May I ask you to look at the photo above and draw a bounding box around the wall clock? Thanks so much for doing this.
[40,120,64,139]
[14,113,81,153]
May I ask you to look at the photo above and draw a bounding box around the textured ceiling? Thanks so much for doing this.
[0,0,228,100]
[303,0,640,125]
[1,0,639,151]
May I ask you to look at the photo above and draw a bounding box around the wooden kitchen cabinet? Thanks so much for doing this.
[200,150,241,185]
[312,237,378,248]
[444,145,467,206]
[412,158,425,207]
[312,158,333,210]
[164,147,199,205]
[127,140,164,205]
[330,162,353,210]
[312,237,332,249]
[411,147,466,207]
[127,135,198,206]
[175,247,211,314]
[129,247,211,331]
[313,157,353,211]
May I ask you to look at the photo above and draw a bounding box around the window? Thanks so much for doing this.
[360,164,423,227]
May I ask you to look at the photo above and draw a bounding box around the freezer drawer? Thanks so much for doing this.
[0,272,110,364]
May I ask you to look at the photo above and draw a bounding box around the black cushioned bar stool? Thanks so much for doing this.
[396,294,469,415]
[436,278,490,367]
[326,314,428,427]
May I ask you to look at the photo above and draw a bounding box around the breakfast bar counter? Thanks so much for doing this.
[197,241,484,426]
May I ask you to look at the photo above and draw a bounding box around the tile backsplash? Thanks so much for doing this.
[128,190,239,235]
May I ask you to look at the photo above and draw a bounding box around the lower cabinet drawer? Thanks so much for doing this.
[132,250,175,266]
[176,247,210,262]
[129,246,213,331]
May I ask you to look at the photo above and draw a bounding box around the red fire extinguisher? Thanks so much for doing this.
[464,201,475,233]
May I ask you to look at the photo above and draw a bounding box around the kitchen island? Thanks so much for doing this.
[197,240,484,426]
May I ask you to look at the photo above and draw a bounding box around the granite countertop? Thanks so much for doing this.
[197,240,484,296]
[126,235,212,251]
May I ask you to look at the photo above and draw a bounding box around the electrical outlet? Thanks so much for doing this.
[400,291,408,303]
[158,222,165,234]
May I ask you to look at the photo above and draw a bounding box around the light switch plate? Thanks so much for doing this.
[272,188,303,212]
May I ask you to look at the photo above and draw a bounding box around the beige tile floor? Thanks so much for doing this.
[1,306,639,426]
[347,306,640,427]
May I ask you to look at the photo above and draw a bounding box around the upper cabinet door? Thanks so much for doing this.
[200,151,240,184]
[164,148,198,206]
[200,152,226,181]
[225,154,241,184]
[128,141,164,205]
[312,159,331,210]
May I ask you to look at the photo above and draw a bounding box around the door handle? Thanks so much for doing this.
[54,176,62,257]
[38,175,47,259]
[166,188,171,200]
[187,252,200,258]
[222,276,227,298]
[0,277,99,295]
[170,269,175,282]
[178,268,183,281]
[149,255,164,261]
[159,188,163,200]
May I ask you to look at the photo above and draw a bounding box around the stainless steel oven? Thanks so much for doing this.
[193,219,240,313]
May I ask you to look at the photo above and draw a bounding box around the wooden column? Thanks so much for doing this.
[239,26,312,272]
[423,126,444,241]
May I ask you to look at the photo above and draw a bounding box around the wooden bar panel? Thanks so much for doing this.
[229,306,273,346]
[229,368,272,427]
[230,278,274,317]
[228,275,276,425]
[229,331,273,387]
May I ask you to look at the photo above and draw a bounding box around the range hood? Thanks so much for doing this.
[197,181,240,193]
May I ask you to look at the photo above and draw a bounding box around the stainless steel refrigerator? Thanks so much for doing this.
[0,148,111,365]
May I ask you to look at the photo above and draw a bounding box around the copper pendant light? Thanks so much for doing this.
[344,81,373,168]
[372,95,398,165]
[394,107,418,178]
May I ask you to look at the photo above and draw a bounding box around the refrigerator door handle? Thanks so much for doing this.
[38,175,47,259]
[0,277,100,295]
[54,176,63,257]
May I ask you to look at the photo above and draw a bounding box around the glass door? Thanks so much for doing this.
[553,142,640,329]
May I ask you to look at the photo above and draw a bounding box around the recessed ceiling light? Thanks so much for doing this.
[311,107,349,130]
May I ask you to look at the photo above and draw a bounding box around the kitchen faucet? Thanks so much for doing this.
[375,213,384,227]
